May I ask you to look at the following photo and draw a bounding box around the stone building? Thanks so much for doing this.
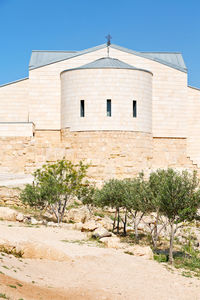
[0,43,200,182]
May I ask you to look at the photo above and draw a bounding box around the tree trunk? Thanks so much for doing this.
[117,208,120,234]
[112,209,117,232]
[169,222,175,264]
[134,218,138,240]
[57,213,60,224]
[123,211,127,236]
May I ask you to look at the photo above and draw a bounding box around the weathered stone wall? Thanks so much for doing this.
[0,130,198,185]
[0,78,29,122]
[0,187,22,207]
[152,137,198,171]
[61,130,153,182]
[187,86,200,167]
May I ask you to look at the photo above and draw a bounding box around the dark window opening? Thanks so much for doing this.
[80,100,85,117]
[133,100,137,118]
[107,99,111,117]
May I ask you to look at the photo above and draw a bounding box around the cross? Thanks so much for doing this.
[106,34,112,46]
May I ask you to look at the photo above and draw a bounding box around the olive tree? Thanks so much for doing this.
[150,169,200,264]
[95,179,127,234]
[20,159,89,223]
[124,174,151,240]
[143,171,168,249]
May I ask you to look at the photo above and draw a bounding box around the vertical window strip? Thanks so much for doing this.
[80,100,85,117]
[133,100,137,118]
[107,99,111,117]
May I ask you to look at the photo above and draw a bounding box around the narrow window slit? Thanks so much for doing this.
[80,100,85,117]
[107,99,111,117]
[133,100,137,118]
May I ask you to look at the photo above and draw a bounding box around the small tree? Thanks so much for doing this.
[144,171,168,249]
[95,179,127,234]
[124,174,151,240]
[77,183,97,214]
[20,160,88,223]
[150,169,200,264]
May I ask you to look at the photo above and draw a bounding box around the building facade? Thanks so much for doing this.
[0,43,200,182]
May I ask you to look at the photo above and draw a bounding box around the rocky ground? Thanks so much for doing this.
[0,214,200,300]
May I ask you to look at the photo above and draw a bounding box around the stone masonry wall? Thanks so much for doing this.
[0,130,198,186]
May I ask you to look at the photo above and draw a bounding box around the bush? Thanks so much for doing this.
[20,159,89,223]
[149,169,200,264]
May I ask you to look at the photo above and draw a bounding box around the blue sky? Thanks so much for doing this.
[0,0,200,87]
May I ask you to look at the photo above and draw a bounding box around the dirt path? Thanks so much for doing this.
[0,221,200,300]
[0,273,111,300]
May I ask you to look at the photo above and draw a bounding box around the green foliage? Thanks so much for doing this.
[0,294,9,299]
[154,243,200,278]
[20,159,89,223]
[8,285,16,289]
[149,169,200,263]
[77,184,97,208]
[95,179,127,209]
[95,179,128,234]
[124,174,151,238]
[153,253,168,263]
[124,174,151,213]
[0,246,23,258]
[153,169,200,223]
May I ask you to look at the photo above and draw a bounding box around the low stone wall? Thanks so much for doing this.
[0,130,198,186]
[0,187,22,207]
[0,130,199,207]
[61,130,153,182]
[152,137,198,171]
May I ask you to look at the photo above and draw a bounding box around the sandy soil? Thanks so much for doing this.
[0,221,200,300]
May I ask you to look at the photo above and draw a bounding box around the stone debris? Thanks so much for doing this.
[0,207,18,221]
[92,227,112,239]
[65,207,90,223]
[124,245,153,260]
[81,220,98,232]
[16,212,24,222]
[100,237,121,249]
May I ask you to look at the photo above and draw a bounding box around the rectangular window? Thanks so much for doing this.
[107,99,111,117]
[80,100,85,117]
[133,100,137,118]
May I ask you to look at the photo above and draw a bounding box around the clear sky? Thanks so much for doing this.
[0,0,200,87]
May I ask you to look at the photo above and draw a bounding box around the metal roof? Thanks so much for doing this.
[29,43,187,73]
[141,52,186,70]
[61,57,152,75]
[29,50,77,69]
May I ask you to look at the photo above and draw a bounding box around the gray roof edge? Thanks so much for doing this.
[110,44,187,73]
[60,66,153,76]
[29,43,187,73]
[188,85,200,91]
[29,44,107,70]
[141,51,182,54]
[31,50,77,53]
[0,77,29,88]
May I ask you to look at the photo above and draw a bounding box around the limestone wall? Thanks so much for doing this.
[28,48,108,130]
[28,46,188,138]
[152,137,197,171]
[0,130,198,186]
[61,68,152,132]
[61,130,153,182]
[0,187,22,207]
[187,86,200,167]
[0,78,29,122]
[108,48,188,138]
[0,123,34,137]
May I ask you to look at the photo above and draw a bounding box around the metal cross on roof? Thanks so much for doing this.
[106,34,112,46]
[105,34,112,57]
